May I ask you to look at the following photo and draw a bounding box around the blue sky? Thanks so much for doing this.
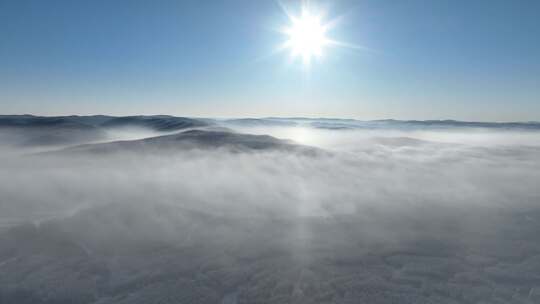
[1,0,539,121]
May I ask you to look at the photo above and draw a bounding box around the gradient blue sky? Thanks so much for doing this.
[1,0,539,121]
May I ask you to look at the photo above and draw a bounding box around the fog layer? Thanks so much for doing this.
[1,117,540,303]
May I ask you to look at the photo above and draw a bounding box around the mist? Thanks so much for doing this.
[1,118,540,303]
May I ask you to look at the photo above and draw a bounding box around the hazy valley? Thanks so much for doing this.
[1,115,540,303]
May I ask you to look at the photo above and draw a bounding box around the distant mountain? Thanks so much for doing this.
[2,115,540,149]
[399,119,540,130]
[100,115,209,131]
[310,121,359,130]
[57,129,319,154]
[305,118,540,130]
[3,115,539,133]
[215,117,540,131]
[0,115,103,129]
[0,115,107,147]
[222,118,297,127]
[0,115,210,130]
[0,115,212,148]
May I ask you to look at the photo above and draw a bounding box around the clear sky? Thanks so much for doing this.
[1,0,539,121]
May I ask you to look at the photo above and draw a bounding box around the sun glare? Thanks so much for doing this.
[283,9,330,65]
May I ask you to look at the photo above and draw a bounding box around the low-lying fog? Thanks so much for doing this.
[1,118,540,303]
[2,125,539,222]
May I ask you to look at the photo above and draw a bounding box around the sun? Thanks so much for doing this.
[283,8,330,65]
